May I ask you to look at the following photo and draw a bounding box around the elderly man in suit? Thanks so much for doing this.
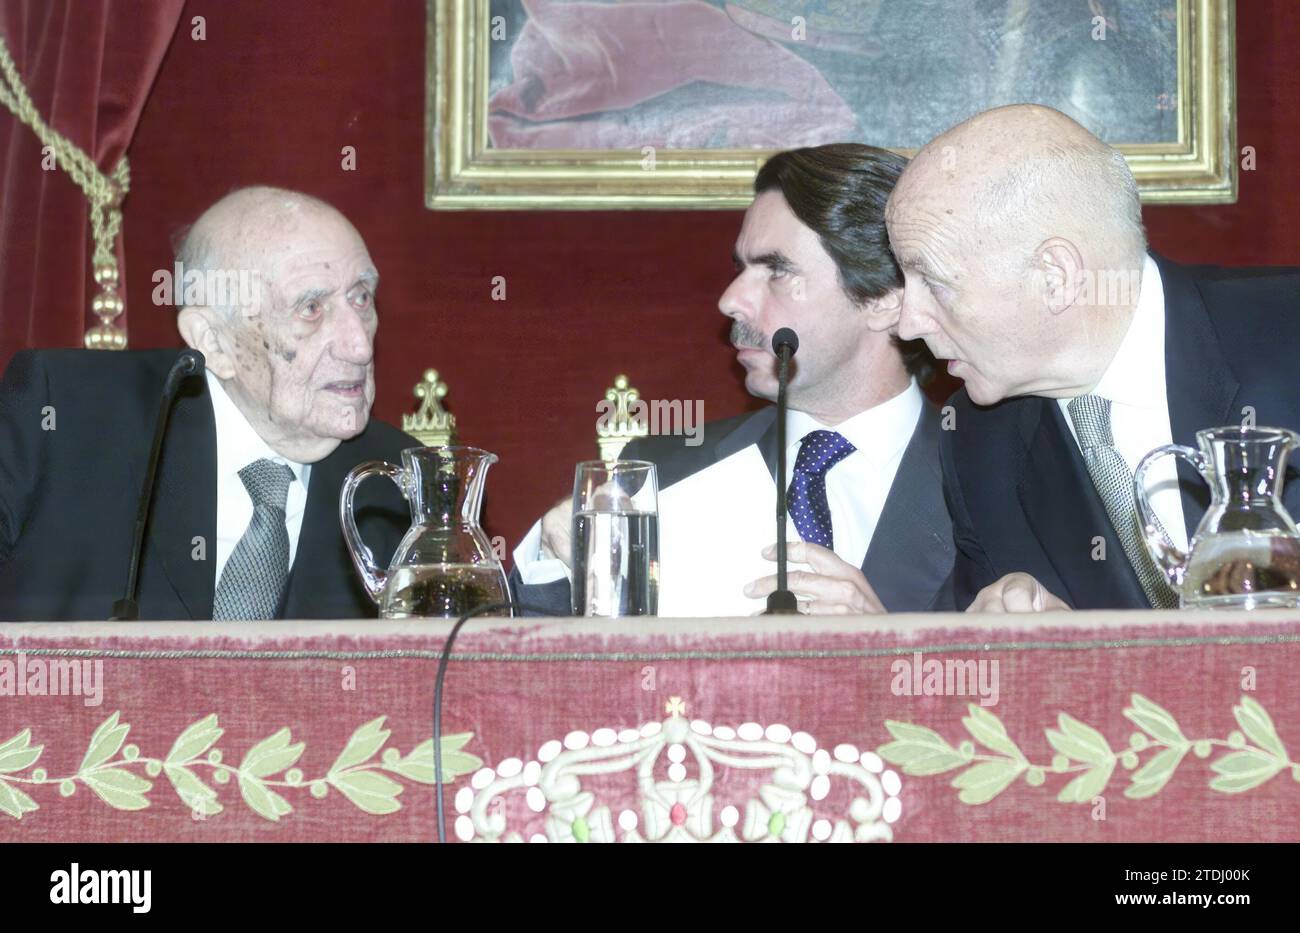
[0,187,414,620]
[514,143,954,614]
[883,104,1300,612]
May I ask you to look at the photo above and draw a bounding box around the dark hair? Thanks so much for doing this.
[753,144,936,386]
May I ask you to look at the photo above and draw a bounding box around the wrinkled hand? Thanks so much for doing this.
[538,496,573,567]
[967,572,1070,613]
[745,541,887,614]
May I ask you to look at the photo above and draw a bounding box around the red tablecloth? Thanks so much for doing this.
[1,611,1297,842]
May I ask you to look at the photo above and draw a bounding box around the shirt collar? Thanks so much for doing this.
[786,379,923,465]
[205,370,309,487]
[1085,254,1166,410]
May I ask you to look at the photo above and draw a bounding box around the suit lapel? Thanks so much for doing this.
[1013,256,1241,609]
[862,404,949,609]
[151,376,217,619]
[280,438,401,619]
[280,446,356,618]
[1017,399,1148,608]
[1155,255,1240,539]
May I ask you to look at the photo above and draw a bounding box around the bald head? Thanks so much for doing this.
[895,104,1145,271]
[175,187,379,463]
[176,187,349,314]
[884,105,1148,404]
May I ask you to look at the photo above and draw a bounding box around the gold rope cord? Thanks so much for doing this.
[0,36,130,349]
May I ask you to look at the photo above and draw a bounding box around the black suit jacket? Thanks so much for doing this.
[514,399,954,614]
[941,254,1300,610]
[0,349,416,621]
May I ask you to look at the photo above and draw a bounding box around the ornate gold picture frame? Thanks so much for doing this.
[426,0,1236,210]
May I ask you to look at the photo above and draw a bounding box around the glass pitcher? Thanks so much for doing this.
[1133,426,1300,609]
[340,446,511,619]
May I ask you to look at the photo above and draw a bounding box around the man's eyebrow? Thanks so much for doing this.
[354,270,379,289]
[735,250,798,274]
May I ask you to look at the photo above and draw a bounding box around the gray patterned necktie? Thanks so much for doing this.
[1067,395,1178,608]
[213,459,296,620]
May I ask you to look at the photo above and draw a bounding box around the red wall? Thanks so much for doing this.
[110,0,1298,555]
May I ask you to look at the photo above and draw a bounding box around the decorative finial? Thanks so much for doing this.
[403,368,457,447]
[596,373,648,462]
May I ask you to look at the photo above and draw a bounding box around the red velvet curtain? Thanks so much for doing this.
[0,0,183,365]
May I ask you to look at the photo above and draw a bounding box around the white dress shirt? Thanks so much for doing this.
[784,380,923,569]
[513,380,924,583]
[207,371,311,586]
[1057,255,1188,551]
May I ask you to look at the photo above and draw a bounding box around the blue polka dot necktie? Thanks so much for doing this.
[787,430,856,550]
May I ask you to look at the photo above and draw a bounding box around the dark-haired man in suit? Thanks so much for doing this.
[514,144,954,614]
[884,104,1300,611]
[0,187,414,620]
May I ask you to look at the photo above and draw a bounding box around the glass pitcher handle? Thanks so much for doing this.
[1132,444,1207,588]
[339,460,407,603]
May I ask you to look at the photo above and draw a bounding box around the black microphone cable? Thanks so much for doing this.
[434,599,569,844]
[111,349,205,621]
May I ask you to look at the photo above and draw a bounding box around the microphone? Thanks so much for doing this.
[110,349,206,621]
[765,328,800,615]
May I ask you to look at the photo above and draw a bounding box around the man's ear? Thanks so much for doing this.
[861,288,902,333]
[1036,237,1086,315]
[177,307,237,379]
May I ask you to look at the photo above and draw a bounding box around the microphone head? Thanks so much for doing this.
[162,349,207,398]
[771,327,799,357]
[178,349,206,376]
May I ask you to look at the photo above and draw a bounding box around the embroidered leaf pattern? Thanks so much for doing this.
[82,768,151,810]
[165,764,222,816]
[0,730,42,773]
[383,735,481,784]
[962,705,1025,761]
[1125,745,1187,799]
[0,715,477,821]
[240,728,305,779]
[329,717,391,774]
[1209,750,1285,793]
[0,781,38,819]
[875,695,1295,807]
[330,771,403,814]
[878,722,970,775]
[1233,697,1286,760]
[1124,694,1186,747]
[951,759,1024,804]
[1046,714,1113,766]
[78,712,129,772]
[239,774,293,821]
[1057,761,1115,804]
[165,715,223,765]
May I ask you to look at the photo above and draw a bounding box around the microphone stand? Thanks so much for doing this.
[111,350,204,621]
[766,330,799,615]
